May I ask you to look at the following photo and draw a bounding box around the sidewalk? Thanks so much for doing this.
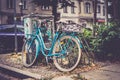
[52,64,120,80]
[0,53,120,80]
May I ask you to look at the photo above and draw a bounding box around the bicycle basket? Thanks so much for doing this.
[61,24,83,33]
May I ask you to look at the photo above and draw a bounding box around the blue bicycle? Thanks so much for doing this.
[22,14,82,72]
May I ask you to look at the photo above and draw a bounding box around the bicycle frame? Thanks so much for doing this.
[65,32,83,48]
[27,27,64,58]
[26,27,82,59]
[24,18,82,61]
[22,14,84,72]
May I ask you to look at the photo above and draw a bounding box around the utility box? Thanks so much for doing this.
[23,14,54,41]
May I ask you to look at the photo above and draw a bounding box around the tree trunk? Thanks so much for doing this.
[93,0,97,37]
[105,0,108,25]
[52,0,58,31]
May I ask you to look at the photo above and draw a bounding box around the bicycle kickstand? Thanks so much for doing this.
[45,56,49,65]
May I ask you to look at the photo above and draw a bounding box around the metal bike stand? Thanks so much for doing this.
[78,34,95,64]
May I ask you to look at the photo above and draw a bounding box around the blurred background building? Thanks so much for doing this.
[0,0,119,27]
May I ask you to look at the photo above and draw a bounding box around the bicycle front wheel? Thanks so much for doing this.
[22,38,38,67]
[53,35,81,72]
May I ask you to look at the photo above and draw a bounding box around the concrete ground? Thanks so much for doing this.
[0,53,120,80]
[52,64,120,80]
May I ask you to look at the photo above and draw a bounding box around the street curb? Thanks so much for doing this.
[0,63,42,79]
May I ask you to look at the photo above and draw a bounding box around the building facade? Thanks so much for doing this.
[0,0,52,24]
[0,0,28,24]
[57,0,80,24]
[0,0,106,27]
[79,0,94,28]
[109,0,120,21]
[97,0,105,23]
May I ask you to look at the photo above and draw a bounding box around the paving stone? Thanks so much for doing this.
[80,64,120,80]
[52,76,74,80]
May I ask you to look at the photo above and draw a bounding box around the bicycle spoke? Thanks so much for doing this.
[53,36,81,72]
[22,39,37,67]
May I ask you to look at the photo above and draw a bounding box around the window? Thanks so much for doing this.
[103,6,105,16]
[63,6,68,13]
[7,0,14,9]
[97,5,101,13]
[22,0,27,9]
[79,2,81,13]
[85,2,91,14]
[41,5,50,10]
[71,2,75,13]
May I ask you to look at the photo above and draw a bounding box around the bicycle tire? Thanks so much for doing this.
[22,38,38,67]
[53,35,81,72]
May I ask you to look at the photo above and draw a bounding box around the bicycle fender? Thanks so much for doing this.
[74,36,83,48]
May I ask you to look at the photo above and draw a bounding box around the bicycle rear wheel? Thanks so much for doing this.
[22,38,38,67]
[53,35,81,72]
